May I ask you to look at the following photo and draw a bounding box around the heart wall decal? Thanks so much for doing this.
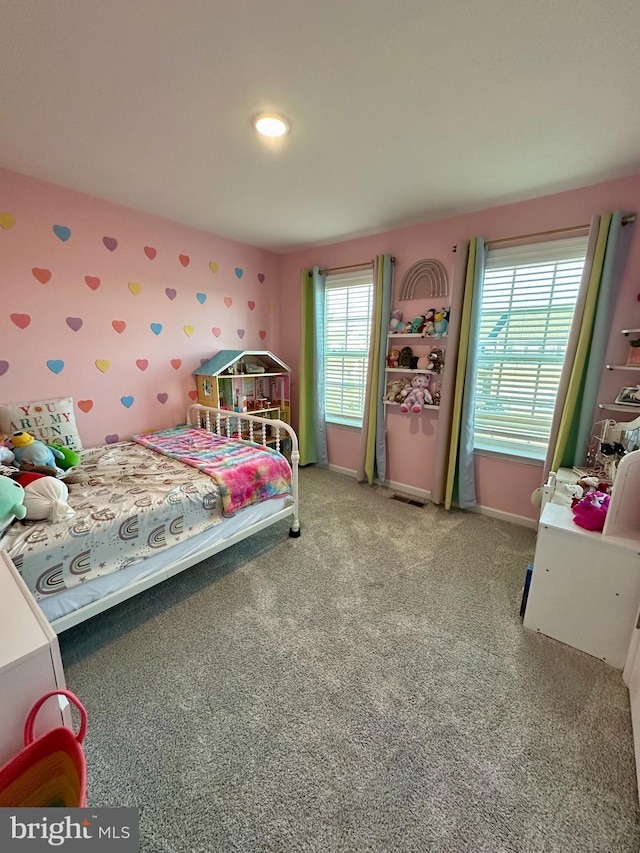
[188,390,198,401]
[85,275,101,290]
[234,268,244,279]
[11,313,31,329]
[183,325,194,337]
[259,330,267,340]
[66,317,83,331]
[248,301,255,311]
[224,296,233,308]
[136,359,149,371]
[121,396,134,408]
[157,393,168,404]
[144,246,157,259]
[78,400,94,413]
[112,320,126,334]
[209,261,219,274]
[237,329,245,339]
[171,359,182,370]
[32,268,51,284]
[257,273,265,283]
[150,323,163,335]
[179,254,190,267]
[105,434,119,444]
[103,236,118,251]
[53,224,71,241]
[0,361,8,376]
[196,293,206,304]
[212,327,221,337]
[95,359,110,373]
[165,288,177,300]
[128,282,142,295]
[0,212,15,229]
[47,360,65,374]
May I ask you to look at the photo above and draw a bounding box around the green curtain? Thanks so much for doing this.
[358,255,392,485]
[298,267,328,466]
[549,213,622,472]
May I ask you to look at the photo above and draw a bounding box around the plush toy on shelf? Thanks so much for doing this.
[10,431,65,475]
[427,347,445,374]
[389,310,407,333]
[400,374,433,413]
[433,308,449,337]
[387,348,400,368]
[384,377,410,403]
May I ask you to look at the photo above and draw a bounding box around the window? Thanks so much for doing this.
[473,236,588,460]
[324,270,374,427]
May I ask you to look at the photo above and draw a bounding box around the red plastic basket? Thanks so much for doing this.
[0,690,87,808]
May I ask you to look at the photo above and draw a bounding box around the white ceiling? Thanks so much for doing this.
[2,1,640,254]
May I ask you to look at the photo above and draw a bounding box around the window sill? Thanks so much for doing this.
[326,418,362,430]
[474,447,545,467]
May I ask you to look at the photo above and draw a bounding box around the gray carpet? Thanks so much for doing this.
[59,467,640,852]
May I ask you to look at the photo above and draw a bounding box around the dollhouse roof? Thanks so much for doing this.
[193,350,290,376]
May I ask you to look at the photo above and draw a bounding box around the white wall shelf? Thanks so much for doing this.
[599,403,640,412]
[384,401,439,410]
[385,367,440,376]
[606,365,640,371]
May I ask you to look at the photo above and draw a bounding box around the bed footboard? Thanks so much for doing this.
[187,404,300,536]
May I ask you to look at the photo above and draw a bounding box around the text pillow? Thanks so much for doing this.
[0,396,83,450]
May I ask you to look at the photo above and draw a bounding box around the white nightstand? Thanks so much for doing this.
[0,549,71,767]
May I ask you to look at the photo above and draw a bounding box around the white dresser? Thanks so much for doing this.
[0,549,70,767]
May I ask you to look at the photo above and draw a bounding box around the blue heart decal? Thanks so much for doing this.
[121,396,134,408]
[196,292,207,304]
[150,323,163,335]
[53,224,71,241]
[47,359,65,374]
[234,267,244,279]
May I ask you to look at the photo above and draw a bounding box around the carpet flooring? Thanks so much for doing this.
[60,466,640,852]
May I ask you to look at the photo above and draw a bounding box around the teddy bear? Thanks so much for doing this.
[399,374,433,413]
[384,377,410,403]
[427,347,445,374]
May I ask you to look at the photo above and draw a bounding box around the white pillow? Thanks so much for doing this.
[0,396,83,450]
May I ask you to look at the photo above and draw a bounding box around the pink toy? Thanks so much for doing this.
[399,374,433,413]
[571,491,610,531]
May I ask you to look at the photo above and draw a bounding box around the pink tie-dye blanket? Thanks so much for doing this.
[133,426,291,516]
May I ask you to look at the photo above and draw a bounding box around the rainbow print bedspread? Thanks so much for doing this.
[133,426,291,516]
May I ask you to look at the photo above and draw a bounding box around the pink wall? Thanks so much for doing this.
[0,169,281,448]
[280,173,640,522]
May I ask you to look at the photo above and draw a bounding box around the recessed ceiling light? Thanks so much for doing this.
[254,114,290,138]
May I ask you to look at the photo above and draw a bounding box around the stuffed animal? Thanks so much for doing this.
[11,431,65,474]
[389,310,406,333]
[0,433,15,465]
[387,348,400,369]
[0,475,26,526]
[400,374,433,413]
[384,377,410,403]
[410,315,427,334]
[427,347,445,374]
[12,471,75,522]
[433,308,449,337]
[421,309,435,337]
[47,444,81,470]
[398,346,413,368]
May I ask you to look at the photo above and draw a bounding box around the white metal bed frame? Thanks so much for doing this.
[45,405,300,633]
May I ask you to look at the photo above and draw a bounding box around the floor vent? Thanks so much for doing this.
[391,494,425,507]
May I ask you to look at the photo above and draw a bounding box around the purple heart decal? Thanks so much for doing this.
[157,393,168,404]
[165,288,177,300]
[237,328,245,339]
[103,236,118,251]
[66,317,83,332]
[0,360,8,376]
[200,358,208,365]
[257,273,265,283]
[105,434,120,444]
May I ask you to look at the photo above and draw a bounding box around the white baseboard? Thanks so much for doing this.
[326,466,536,528]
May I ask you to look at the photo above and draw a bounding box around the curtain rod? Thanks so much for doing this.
[307,257,396,276]
[452,214,636,252]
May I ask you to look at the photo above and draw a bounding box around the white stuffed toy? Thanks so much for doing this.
[14,472,75,523]
[400,374,433,413]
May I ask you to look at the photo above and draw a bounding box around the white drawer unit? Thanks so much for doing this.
[524,502,640,668]
[0,549,70,767]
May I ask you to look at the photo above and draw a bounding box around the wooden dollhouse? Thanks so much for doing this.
[193,351,291,448]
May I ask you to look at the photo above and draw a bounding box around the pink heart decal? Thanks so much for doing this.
[257,273,265,283]
[237,329,245,339]
[171,359,182,370]
[224,297,233,308]
[165,288,177,300]
[136,359,149,371]
[188,390,198,401]
[179,254,190,267]
[78,400,94,413]
[105,434,120,444]
[32,267,51,284]
[103,236,118,251]
[157,393,168,404]
[0,361,8,376]
[212,327,222,337]
[85,275,101,290]
[66,317,83,332]
[248,301,255,311]
[11,313,31,329]
[112,320,126,334]
[144,246,157,260]
[259,330,267,340]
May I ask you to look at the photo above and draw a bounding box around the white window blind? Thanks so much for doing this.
[324,270,374,427]
[473,236,588,459]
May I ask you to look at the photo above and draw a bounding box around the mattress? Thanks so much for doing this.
[1,441,226,601]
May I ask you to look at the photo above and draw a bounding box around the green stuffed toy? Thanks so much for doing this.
[47,444,81,471]
[0,475,26,524]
